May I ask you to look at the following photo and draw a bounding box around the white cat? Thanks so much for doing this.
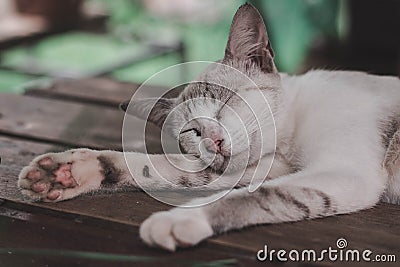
[18,3,400,251]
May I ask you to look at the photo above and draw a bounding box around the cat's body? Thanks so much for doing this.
[277,70,400,205]
[18,4,400,251]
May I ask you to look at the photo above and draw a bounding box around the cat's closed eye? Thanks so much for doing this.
[180,128,201,136]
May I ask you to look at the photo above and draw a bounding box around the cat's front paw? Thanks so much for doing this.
[18,149,103,202]
[140,209,213,251]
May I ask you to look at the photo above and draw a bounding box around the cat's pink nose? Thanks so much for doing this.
[205,138,224,153]
[214,139,223,153]
[202,122,224,153]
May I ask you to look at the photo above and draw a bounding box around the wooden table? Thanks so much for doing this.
[0,78,399,266]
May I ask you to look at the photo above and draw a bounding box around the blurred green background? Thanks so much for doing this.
[0,0,345,93]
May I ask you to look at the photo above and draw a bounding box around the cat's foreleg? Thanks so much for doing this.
[18,148,209,201]
[140,168,386,251]
[18,149,290,202]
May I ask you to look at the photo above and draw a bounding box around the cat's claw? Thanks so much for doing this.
[18,149,103,202]
[140,209,213,251]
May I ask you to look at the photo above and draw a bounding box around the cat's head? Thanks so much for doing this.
[122,3,281,173]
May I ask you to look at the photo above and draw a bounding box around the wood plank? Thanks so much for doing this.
[0,94,162,152]
[24,78,181,108]
[25,78,143,107]
[1,136,399,266]
[28,78,134,106]
[0,204,254,267]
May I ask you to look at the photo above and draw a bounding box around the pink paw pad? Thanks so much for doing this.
[47,190,61,200]
[27,170,41,181]
[39,157,53,167]
[53,163,76,187]
[31,182,48,193]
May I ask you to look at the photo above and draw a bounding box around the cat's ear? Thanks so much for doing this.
[120,97,176,128]
[224,3,276,73]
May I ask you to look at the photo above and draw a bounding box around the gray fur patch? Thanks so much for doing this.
[199,170,212,185]
[98,155,122,184]
[259,202,274,216]
[384,129,400,177]
[256,188,275,216]
[274,188,310,219]
[211,224,225,234]
[142,165,151,178]
[258,187,271,198]
[314,190,333,215]
[233,184,246,189]
[380,115,400,148]
[180,82,234,104]
[178,176,193,188]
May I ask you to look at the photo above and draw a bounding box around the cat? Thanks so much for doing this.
[18,3,400,251]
